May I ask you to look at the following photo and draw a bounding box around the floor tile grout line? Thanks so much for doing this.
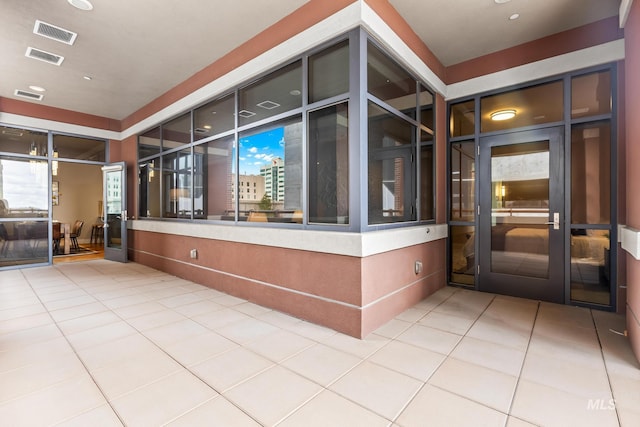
[505,299,541,422]
[590,308,623,426]
[18,267,129,427]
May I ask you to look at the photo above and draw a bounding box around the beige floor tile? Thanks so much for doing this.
[216,317,280,344]
[0,303,46,322]
[125,309,186,331]
[532,320,599,351]
[396,384,507,427]
[52,404,123,427]
[57,310,121,335]
[172,299,225,318]
[2,323,63,350]
[75,333,160,371]
[0,312,52,335]
[234,302,273,317]
[429,358,518,413]
[49,301,109,323]
[110,370,217,427]
[511,379,619,427]
[396,324,462,355]
[368,340,446,381]
[0,336,75,373]
[0,374,107,426]
[466,316,532,351]
[373,318,413,339]
[43,294,98,311]
[282,343,362,386]
[520,352,611,399]
[191,347,274,392]
[163,331,238,367]
[142,318,209,347]
[330,361,422,420]
[527,332,604,369]
[167,397,260,427]
[450,336,526,377]
[37,288,88,303]
[607,373,640,426]
[158,292,203,308]
[225,366,322,426]
[91,350,183,399]
[102,292,154,310]
[255,310,302,329]
[192,307,250,330]
[394,307,429,323]
[320,331,389,359]
[506,416,537,427]
[65,320,138,350]
[280,390,391,427]
[243,329,314,362]
[283,320,337,341]
[418,310,476,335]
[213,294,247,307]
[111,301,167,319]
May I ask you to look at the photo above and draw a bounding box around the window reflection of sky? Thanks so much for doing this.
[238,127,284,175]
[0,160,48,211]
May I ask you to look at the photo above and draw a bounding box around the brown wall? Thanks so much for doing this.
[625,1,640,361]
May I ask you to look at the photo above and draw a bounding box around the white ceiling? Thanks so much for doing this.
[0,0,621,121]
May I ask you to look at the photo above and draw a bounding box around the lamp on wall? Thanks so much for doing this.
[52,147,59,176]
[490,109,516,121]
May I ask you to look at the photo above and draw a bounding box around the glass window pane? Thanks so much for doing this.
[481,81,563,133]
[451,225,475,286]
[309,40,349,103]
[571,121,611,224]
[193,93,235,141]
[308,103,349,224]
[368,102,416,224]
[570,229,610,305]
[450,142,475,221]
[53,135,106,162]
[420,84,434,142]
[163,113,191,150]
[572,71,611,118]
[198,136,235,220]
[0,220,48,267]
[138,160,160,218]
[239,116,302,223]
[0,157,48,217]
[162,149,192,219]
[139,127,161,159]
[450,100,475,138]
[367,41,416,115]
[420,144,434,221]
[238,61,302,127]
[0,126,48,156]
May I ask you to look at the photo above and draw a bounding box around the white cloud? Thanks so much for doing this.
[248,147,258,154]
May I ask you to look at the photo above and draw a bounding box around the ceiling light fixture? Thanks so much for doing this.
[28,85,46,92]
[494,0,512,3]
[83,75,92,81]
[509,13,520,20]
[67,0,93,11]
[490,109,516,121]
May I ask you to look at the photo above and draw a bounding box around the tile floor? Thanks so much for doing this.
[1,259,639,426]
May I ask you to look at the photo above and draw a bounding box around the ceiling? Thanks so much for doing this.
[0,0,621,122]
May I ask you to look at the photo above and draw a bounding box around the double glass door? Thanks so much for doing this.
[478,127,564,303]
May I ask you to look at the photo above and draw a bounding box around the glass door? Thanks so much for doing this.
[102,163,127,262]
[478,128,564,303]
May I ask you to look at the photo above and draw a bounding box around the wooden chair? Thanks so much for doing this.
[69,220,84,250]
[52,222,61,254]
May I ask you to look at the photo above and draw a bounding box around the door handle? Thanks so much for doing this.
[546,212,560,230]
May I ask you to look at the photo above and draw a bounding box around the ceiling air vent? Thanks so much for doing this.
[238,110,256,118]
[194,128,210,134]
[14,89,44,101]
[257,100,280,110]
[33,20,77,45]
[25,47,64,66]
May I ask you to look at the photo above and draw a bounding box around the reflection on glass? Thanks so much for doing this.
[490,142,550,278]
[0,157,48,216]
[138,160,160,218]
[572,71,611,118]
[106,169,123,249]
[570,229,610,305]
[450,100,474,137]
[194,93,235,141]
[238,61,302,126]
[199,135,235,220]
[450,142,475,221]
[368,102,416,224]
[0,126,47,157]
[420,84,434,142]
[309,103,349,224]
[368,41,416,114]
[481,81,563,133]
[162,149,192,219]
[139,127,161,159]
[163,113,191,150]
[451,225,475,286]
[309,40,349,104]
[420,145,434,221]
[0,220,48,267]
[571,121,611,224]
[53,134,106,162]
[238,117,302,223]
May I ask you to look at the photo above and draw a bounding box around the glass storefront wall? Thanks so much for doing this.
[137,29,436,231]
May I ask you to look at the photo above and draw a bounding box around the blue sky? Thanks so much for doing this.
[238,127,284,175]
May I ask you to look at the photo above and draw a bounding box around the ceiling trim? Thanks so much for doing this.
[0,111,119,140]
[446,39,625,101]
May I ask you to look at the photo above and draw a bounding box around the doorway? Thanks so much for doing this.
[478,127,564,303]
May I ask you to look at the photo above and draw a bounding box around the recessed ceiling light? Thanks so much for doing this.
[29,85,46,92]
[490,109,516,121]
[494,0,512,3]
[83,75,92,80]
[289,89,301,96]
[67,0,93,11]
[509,13,520,20]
